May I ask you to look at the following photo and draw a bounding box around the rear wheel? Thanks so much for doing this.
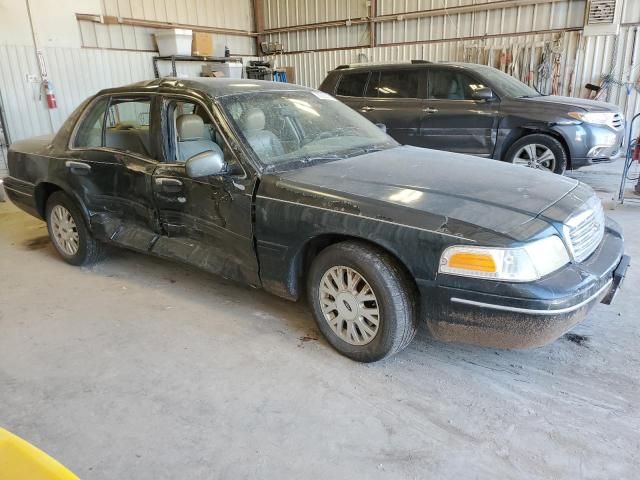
[308,241,417,362]
[504,133,567,174]
[46,191,105,266]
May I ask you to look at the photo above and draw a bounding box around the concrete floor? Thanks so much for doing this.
[1,162,639,479]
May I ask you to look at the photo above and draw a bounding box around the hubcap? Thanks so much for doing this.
[318,266,380,346]
[513,144,556,172]
[50,205,80,256]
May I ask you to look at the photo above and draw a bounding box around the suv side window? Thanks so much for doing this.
[367,70,420,99]
[336,72,369,97]
[428,70,486,100]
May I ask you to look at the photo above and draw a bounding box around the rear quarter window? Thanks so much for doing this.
[336,72,370,97]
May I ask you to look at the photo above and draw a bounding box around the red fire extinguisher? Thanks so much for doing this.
[43,80,57,109]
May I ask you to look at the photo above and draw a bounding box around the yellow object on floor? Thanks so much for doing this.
[0,427,79,480]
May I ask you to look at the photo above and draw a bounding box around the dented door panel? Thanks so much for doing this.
[151,164,260,286]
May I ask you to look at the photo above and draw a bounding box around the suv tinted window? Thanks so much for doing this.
[428,70,485,100]
[336,72,369,97]
[367,70,420,98]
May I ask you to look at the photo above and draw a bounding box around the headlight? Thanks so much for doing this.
[439,236,570,282]
[567,111,618,127]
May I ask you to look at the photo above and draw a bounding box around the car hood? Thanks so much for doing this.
[269,146,579,243]
[519,95,620,113]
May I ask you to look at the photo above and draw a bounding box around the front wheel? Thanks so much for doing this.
[504,134,567,174]
[307,241,418,362]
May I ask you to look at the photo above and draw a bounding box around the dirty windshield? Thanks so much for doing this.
[220,90,397,172]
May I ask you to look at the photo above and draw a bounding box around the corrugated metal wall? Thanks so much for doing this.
[0,46,157,142]
[79,0,256,56]
[262,0,587,52]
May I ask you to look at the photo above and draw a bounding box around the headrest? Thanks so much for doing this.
[240,108,266,132]
[177,114,206,141]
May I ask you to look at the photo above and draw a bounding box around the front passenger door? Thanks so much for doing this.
[150,97,260,286]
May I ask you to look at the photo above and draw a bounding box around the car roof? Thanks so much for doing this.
[331,61,482,73]
[97,77,312,98]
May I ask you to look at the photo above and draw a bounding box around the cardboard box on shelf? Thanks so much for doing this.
[192,32,213,57]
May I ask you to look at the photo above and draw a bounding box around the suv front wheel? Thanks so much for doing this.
[504,133,567,175]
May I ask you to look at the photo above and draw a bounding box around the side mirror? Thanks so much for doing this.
[375,123,387,133]
[472,87,495,102]
[185,150,225,178]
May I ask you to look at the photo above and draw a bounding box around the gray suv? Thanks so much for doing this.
[319,62,625,174]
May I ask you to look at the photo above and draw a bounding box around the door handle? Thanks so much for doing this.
[65,161,91,175]
[155,177,183,192]
[422,108,439,114]
[360,106,375,113]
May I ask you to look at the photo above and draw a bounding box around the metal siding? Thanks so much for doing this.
[80,0,256,54]
[264,0,367,29]
[0,46,158,142]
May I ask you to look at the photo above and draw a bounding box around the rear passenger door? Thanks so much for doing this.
[67,94,162,249]
[334,71,369,111]
[360,69,427,146]
[421,68,500,157]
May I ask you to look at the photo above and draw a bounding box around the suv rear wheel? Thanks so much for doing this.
[504,133,567,175]
[307,241,418,362]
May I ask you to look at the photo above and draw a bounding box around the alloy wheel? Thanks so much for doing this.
[318,265,380,346]
[513,144,557,172]
[50,205,80,256]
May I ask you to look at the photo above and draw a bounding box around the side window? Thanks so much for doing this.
[369,70,420,99]
[336,72,369,97]
[169,99,224,163]
[104,97,153,157]
[428,70,486,100]
[73,97,108,148]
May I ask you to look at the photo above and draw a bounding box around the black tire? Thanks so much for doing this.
[504,133,567,175]
[45,191,106,266]
[307,241,418,362]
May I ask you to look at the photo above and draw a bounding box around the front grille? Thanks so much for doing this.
[564,197,605,263]
[611,113,624,129]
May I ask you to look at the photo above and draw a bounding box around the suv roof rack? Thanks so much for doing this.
[335,64,350,70]
[411,59,432,64]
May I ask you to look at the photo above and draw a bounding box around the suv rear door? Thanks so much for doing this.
[421,67,500,157]
[360,68,427,147]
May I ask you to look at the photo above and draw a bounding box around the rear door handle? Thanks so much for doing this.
[155,177,183,192]
[360,106,375,113]
[65,161,91,175]
[422,108,439,114]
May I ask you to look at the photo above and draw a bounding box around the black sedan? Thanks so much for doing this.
[3,78,629,362]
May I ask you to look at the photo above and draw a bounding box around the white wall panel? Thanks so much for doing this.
[103,0,254,31]
[266,0,587,53]
[0,46,157,142]
[264,0,367,29]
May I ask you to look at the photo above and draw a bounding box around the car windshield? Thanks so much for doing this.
[475,66,542,98]
[219,90,397,172]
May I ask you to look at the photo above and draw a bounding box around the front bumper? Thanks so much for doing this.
[419,225,629,349]
[556,123,625,169]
